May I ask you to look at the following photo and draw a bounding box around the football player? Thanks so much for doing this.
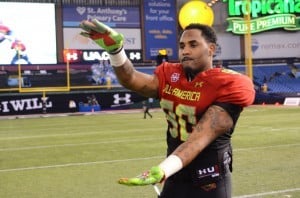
[10,39,31,64]
[80,19,255,198]
[0,21,12,43]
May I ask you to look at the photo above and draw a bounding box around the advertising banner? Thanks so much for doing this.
[0,91,147,115]
[214,33,241,60]
[142,0,178,61]
[224,0,300,34]
[63,49,143,63]
[251,31,300,58]
[63,28,141,49]
[63,6,140,28]
[0,2,57,64]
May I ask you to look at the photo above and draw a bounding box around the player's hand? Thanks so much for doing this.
[79,19,124,53]
[118,166,165,186]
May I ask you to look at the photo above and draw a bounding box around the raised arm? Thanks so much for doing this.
[112,59,159,98]
[79,19,158,98]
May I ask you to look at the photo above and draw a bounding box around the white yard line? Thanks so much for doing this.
[0,127,165,140]
[233,188,300,198]
[0,136,164,151]
[0,156,165,172]
[0,159,299,198]
[0,140,298,152]
[234,143,300,152]
[0,144,299,198]
[0,143,299,172]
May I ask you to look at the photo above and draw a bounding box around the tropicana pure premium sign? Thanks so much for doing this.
[224,0,300,34]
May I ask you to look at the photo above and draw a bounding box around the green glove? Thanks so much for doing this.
[79,19,124,53]
[118,166,165,186]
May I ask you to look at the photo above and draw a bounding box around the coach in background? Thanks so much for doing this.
[80,19,255,198]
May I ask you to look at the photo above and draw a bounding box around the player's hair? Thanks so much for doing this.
[181,23,217,44]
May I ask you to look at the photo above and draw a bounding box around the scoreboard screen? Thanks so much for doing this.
[0,2,57,65]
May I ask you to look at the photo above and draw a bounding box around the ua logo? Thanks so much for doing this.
[113,93,131,104]
[129,52,141,60]
[194,82,204,88]
[66,52,78,61]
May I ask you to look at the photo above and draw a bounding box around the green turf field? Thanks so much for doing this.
[0,106,299,198]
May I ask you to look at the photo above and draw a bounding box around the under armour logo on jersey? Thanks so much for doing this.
[194,82,204,88]
[113,93,131,104]
[171,73,180,82]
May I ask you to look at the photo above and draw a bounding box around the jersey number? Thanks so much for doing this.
[160,99,197,141]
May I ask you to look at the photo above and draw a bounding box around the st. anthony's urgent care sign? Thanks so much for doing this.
[224,0,300,34]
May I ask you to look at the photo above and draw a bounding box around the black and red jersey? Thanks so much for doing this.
[154,62,255,154]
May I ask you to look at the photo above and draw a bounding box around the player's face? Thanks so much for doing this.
[179,29,215,72]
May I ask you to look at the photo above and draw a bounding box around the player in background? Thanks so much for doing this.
[10,39,31,64]
[142,101,153,119]
[0,21,14,63]
[0,21,12,43]
[80,19,255,198]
